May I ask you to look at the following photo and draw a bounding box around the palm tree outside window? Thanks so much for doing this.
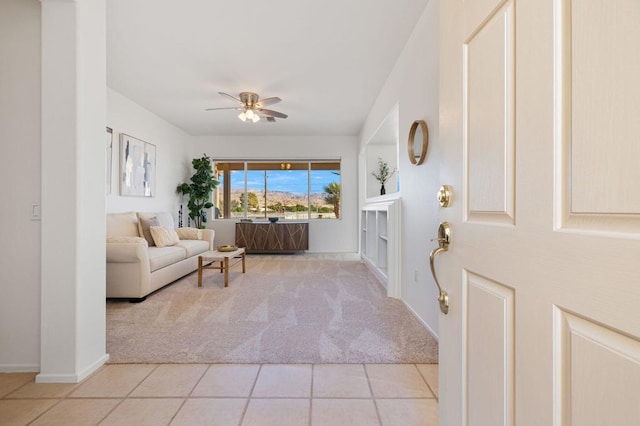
[214,160,341,220]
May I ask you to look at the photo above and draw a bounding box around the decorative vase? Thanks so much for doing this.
[380,183,386,195]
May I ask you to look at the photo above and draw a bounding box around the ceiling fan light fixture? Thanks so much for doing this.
[210,92,286,123]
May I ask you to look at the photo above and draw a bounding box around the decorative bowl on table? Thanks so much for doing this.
[217,245,238,252]
[268,217,279,223]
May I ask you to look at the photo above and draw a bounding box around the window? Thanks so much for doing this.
[214,161,341,220]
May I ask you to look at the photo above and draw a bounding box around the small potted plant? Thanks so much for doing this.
[371,157,396,195]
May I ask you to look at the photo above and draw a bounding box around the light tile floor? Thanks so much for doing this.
[0,363,438,425]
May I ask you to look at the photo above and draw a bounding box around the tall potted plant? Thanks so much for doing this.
[176,154,219,229]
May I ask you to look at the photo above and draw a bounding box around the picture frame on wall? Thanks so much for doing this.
[106,127,113,195]
[119,133,156,197]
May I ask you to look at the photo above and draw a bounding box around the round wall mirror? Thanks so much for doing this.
[408,120,428,165]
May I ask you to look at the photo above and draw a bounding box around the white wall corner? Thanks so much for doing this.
[401,299,439,342]
[36,354,109,384]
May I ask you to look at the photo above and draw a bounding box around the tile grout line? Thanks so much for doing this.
[238,363,263,426]
[125,364,160,398]
[25,398,64,425]
[96,363,161,425]
[19,368,97,425]
[3,362,439,424]
[166,364,210,424]
[363,364,384,426]
[415,363,439,402]
[228,396,433,400]
[309,364,314,426]
[1,374,37,399]
[4,394,435,401]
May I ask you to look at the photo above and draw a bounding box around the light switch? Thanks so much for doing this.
[31,203,41,221]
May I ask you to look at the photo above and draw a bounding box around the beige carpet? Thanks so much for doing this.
[106,254,438,364]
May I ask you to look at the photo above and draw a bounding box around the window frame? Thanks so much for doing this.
[214,159,341,221]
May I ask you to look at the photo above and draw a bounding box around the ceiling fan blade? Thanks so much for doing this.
[257,108,288,119]
[266,117,276,122]
[205,107,243,111]
[256,97,281,107]
[218,92,242,103]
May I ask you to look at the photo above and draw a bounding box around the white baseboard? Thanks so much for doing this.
[362,253,438,342]
[401,299,439,343]
[0,364,40,373]
[36,354,109,383]
[305,252,361,260]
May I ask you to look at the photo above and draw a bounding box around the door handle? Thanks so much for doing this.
[429,222,450,314]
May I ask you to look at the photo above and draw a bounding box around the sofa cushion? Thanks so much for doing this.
[176,239,210,257]
[175,227,202,240]
[139,216,160,246]
[107,212,140,238]
[150,226,180,247]
[147,246,186,272]
[106,236,147,245]
[138,212,175,229]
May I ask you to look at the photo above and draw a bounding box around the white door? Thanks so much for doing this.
[438,0,640,425]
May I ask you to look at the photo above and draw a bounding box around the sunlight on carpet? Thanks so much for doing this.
[106,254,438,364]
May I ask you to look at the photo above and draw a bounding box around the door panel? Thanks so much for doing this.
[557,0,640,231]
[465,273,515,426]
[462,0,508,38]
[569,0,640,215]
[555,310,640,425]
[465,1,515,224]
[439,0,640,425]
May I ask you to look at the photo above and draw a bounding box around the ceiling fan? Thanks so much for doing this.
[205,92,288,123]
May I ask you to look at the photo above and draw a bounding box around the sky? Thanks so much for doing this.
[228,170,339,194]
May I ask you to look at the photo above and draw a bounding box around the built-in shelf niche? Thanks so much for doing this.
[365,104,399,199]
[360,198,400,298]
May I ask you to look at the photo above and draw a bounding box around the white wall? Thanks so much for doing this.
[74,0,109,379]
[359,0,441,337]
[107,88,193,219]
[190,136,359,253]
[0,0,431,377]
[0,0,42,372]
[39,0,108,382]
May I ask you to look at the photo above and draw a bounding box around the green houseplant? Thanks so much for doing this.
[371,157,396,195]
[176,154,219,229]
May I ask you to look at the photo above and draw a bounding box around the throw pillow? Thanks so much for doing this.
[175,227,202,240]
[149,226,180,248]
[139,216,160,246]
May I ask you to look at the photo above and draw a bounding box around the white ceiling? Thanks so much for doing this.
[107,0,429,137]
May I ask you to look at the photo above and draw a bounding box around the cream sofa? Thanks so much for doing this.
[106,212,214,301]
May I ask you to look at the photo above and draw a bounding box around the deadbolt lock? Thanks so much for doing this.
[437,185,452,207]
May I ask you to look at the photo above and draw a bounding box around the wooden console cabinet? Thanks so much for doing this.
[235,222,309,252]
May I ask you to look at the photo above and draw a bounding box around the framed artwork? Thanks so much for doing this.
[119,133,156,197]
[106,127,113,195]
